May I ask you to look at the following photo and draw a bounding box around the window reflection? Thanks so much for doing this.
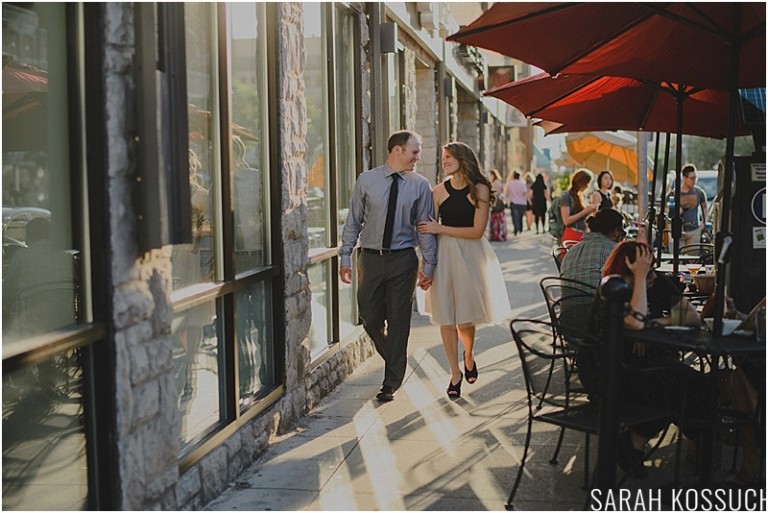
[308,261,330,356]
[387,52,402,133]
[172,3,217,290]
[2,349,88,510]
[172,3,222,452]
[236,281,275,410]
[2,3,80,343]
[335,7,357,244]
[304,4,330,250]
[339,276,357,340]
[335,7,359,334]
[229,3,269,274]
[172,300,221,447]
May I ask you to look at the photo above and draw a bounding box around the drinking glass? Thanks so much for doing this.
[686,263,702,275]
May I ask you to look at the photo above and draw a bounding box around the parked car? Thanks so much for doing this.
[2,207,52,276]
[3,207,52,242]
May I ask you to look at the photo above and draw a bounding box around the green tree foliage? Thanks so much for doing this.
[555,172,571,195]
[651,134,755,171]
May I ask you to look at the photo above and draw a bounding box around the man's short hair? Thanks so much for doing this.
[388,130,421,153]
[681,163,697,177]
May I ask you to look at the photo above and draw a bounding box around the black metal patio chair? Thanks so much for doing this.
[505,319,674,510]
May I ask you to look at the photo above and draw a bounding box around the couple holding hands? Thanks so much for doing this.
[339,130,510,402]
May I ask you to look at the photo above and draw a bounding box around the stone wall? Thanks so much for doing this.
[457,87,479,152]
[100,3,182,509]
[415,67,439,185]
[401,47,418,133]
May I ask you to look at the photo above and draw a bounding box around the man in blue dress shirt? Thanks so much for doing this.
[339,130,438,402]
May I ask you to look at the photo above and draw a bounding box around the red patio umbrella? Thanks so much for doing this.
[448,3,765,91]
[452,3,765,340]
[485,72,751,140]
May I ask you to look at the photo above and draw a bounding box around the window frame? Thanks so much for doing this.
[172,2,286,470]
[306,3,363,363]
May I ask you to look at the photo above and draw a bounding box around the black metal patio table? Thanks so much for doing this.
[622,327,763,487]
[595,277,765,495]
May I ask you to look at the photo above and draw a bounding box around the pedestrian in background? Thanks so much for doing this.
[559,168,597,243]
[591,170,615,210]
[530,173,550,234]
[669,163,708,246]
[418,141,511,399]
[339,130,437,402]
[488,168,508,241]
[524,173,535,231]
[505,171,528,236]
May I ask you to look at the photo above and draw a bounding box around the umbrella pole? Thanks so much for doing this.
[646,132,661,246]
[656,133,672,264]
[672,95,685,276]
[637,132,648,241]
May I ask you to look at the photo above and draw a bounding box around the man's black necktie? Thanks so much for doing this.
[382,173,400,249]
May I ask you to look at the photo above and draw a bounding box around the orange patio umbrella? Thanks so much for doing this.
[564,131,651,185]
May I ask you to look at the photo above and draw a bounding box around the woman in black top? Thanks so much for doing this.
[417,141,511,399]
[530,173,550,234]
[591,170,615,210]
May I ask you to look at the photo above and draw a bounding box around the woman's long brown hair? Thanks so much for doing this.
[443,141,496,208]
[568,168,593,211]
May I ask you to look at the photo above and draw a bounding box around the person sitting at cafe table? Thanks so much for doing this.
[558,208,625,338]
[577,241,708,478]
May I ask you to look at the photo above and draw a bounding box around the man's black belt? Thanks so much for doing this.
[361,247,413,255]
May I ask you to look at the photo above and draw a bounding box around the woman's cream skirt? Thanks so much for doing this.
[422,235,512,326]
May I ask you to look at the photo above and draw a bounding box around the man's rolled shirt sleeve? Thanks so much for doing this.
[340,178,365,268]
[415,179,437,278]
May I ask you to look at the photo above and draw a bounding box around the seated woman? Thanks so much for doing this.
[577,241,708,477]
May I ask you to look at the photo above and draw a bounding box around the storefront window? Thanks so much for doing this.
[308,261,330,356]
[335,6,359,334]
[305,5,362,357]
[2,3,79,343]
[170,3,281,453]
[236,281,274,410]
[2,5,88,508]
[304,3,331,251]
[173,3,218,290]
[229,2,269,274]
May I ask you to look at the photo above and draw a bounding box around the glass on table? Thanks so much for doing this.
[685,263,703,275]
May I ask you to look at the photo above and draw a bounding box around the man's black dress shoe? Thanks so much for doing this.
[376,385,397,402]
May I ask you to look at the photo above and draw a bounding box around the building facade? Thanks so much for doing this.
[1,3,531,509]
